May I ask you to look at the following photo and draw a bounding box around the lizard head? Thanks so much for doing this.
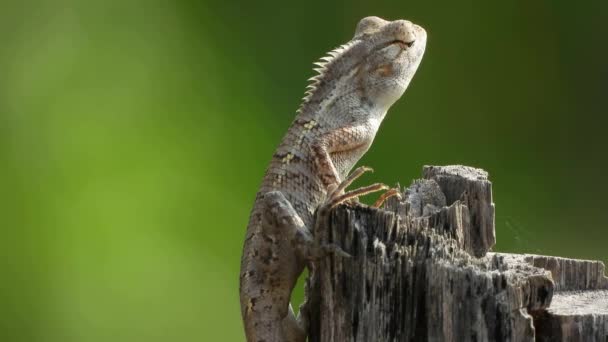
[299,16,426,114]
[352,16,426,109]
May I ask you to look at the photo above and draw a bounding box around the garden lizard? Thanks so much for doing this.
[239,16,427,342]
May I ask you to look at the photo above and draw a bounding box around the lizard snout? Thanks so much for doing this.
[390,20,426,47]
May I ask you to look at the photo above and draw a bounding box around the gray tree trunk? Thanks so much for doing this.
[306,165,608,342]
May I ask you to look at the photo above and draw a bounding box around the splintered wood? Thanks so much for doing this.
[307,165,608,342]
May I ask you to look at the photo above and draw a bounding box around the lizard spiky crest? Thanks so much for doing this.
[296,40,359,114]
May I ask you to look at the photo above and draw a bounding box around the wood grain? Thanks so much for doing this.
[306,165,607,341]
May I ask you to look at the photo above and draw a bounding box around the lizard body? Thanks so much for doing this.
[239,16,426,342]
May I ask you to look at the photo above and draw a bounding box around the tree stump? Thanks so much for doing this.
[307,165,608,342]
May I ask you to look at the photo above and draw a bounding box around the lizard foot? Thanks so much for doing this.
[327,166,373,199]
[325,166,388,210]
[307,166,390,262]
[309,242,352,260]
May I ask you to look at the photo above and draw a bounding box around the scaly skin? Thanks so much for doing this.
[239,16,427,342]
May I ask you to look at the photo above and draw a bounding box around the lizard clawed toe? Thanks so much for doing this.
[326,182,389,210]
[309,242,352,260]
[324,166,389,210]
[328,166,374,200]
[372,187,403,208]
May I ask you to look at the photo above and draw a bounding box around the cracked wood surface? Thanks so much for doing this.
[307,165,608,342]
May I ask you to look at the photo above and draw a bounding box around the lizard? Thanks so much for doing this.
[239,16,427,342]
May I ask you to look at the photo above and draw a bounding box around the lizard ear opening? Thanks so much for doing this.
[354,16,387,37]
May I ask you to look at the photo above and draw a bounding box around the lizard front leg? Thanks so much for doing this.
[310,124,372,192]
[310,124,399,206]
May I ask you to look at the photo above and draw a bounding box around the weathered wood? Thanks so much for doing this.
[422,165,495,257]
[520,254,608,341]
[306,165,607,342]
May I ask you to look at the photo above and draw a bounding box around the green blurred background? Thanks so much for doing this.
[1,0,606,341]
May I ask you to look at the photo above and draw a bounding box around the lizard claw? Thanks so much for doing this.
[372,187,402,208]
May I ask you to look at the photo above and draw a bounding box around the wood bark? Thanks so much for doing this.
[306,165,608,342]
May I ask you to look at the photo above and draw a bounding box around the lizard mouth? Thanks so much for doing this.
[371,39,415,53]
[387,39,415,50]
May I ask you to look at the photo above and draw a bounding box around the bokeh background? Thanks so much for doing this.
[1,0,606,341]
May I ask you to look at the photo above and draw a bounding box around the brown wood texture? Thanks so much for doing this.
[307,165,608,342]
